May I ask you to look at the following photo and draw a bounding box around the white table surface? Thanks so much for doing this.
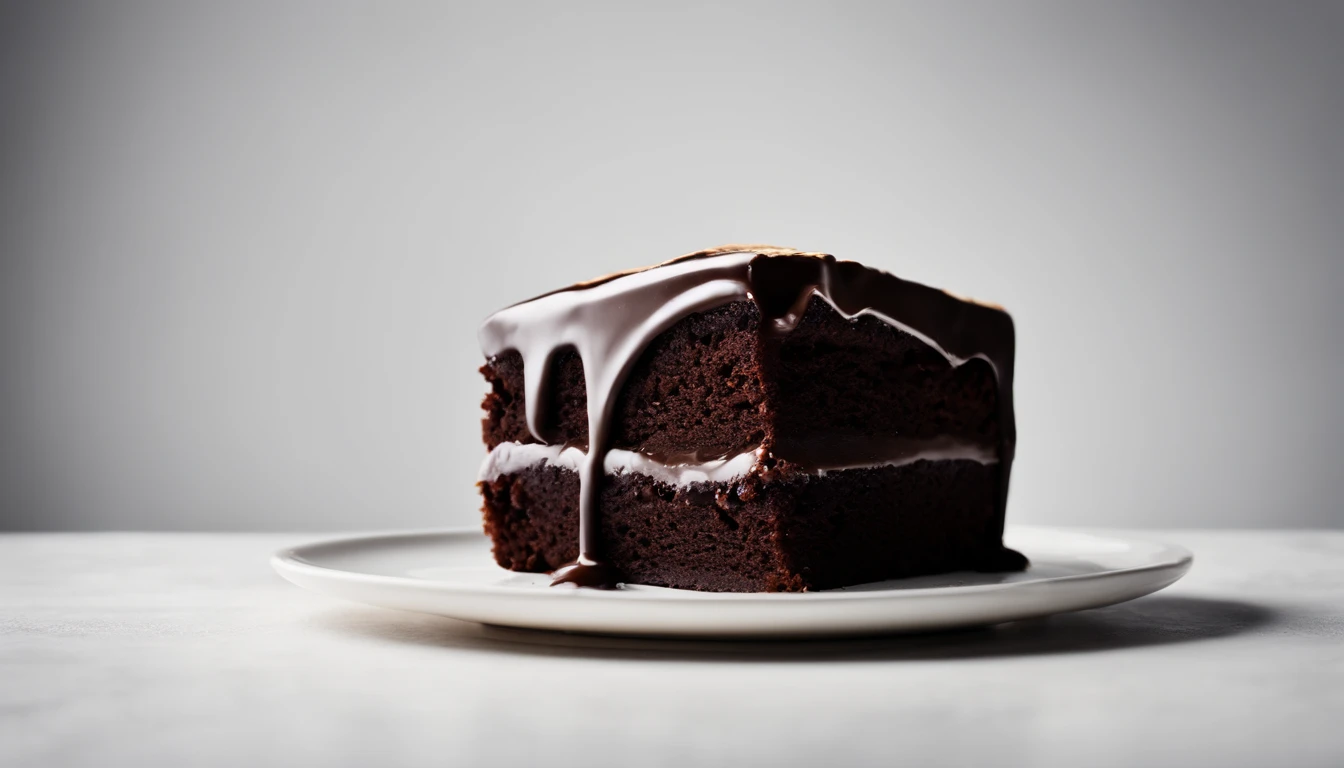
[2,530,1342,768]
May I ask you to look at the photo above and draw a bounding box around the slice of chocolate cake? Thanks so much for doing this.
[477,245,1026,592]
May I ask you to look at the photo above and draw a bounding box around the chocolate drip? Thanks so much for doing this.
[549,558,624,590]
[478,246,1018,588]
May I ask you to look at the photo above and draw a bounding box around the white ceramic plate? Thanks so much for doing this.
[272,526,1191,639]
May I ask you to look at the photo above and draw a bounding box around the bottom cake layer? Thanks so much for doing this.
[479,460,1022,592]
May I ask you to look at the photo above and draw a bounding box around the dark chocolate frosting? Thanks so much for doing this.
[478,245,1017,588]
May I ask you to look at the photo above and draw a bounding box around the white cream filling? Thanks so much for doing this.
[478,440,997,487]
[478,442,765,487]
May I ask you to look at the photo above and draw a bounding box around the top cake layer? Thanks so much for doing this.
[480,246,1013,463]
[482,297,1002,463]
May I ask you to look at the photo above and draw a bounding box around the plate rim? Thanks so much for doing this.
[271,525,1194,603]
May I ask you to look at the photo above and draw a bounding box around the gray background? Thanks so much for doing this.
[2,1,1341,532]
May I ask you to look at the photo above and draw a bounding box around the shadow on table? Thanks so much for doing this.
[313,595,1280,663]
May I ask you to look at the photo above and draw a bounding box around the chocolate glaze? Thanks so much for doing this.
[478,245,1018,589]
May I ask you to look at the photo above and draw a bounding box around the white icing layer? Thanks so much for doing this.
[478,440,997,487]
[478,442,765,487]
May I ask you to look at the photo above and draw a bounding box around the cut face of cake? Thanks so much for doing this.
[477,245,1026,592]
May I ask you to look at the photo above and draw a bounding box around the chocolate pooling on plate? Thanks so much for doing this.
[478,245,1018,588]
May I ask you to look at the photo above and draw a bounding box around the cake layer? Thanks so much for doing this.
[481,297,1001,458]
[480,459,1007,592]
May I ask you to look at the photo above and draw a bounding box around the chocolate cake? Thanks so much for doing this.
[477,245,1026,591]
